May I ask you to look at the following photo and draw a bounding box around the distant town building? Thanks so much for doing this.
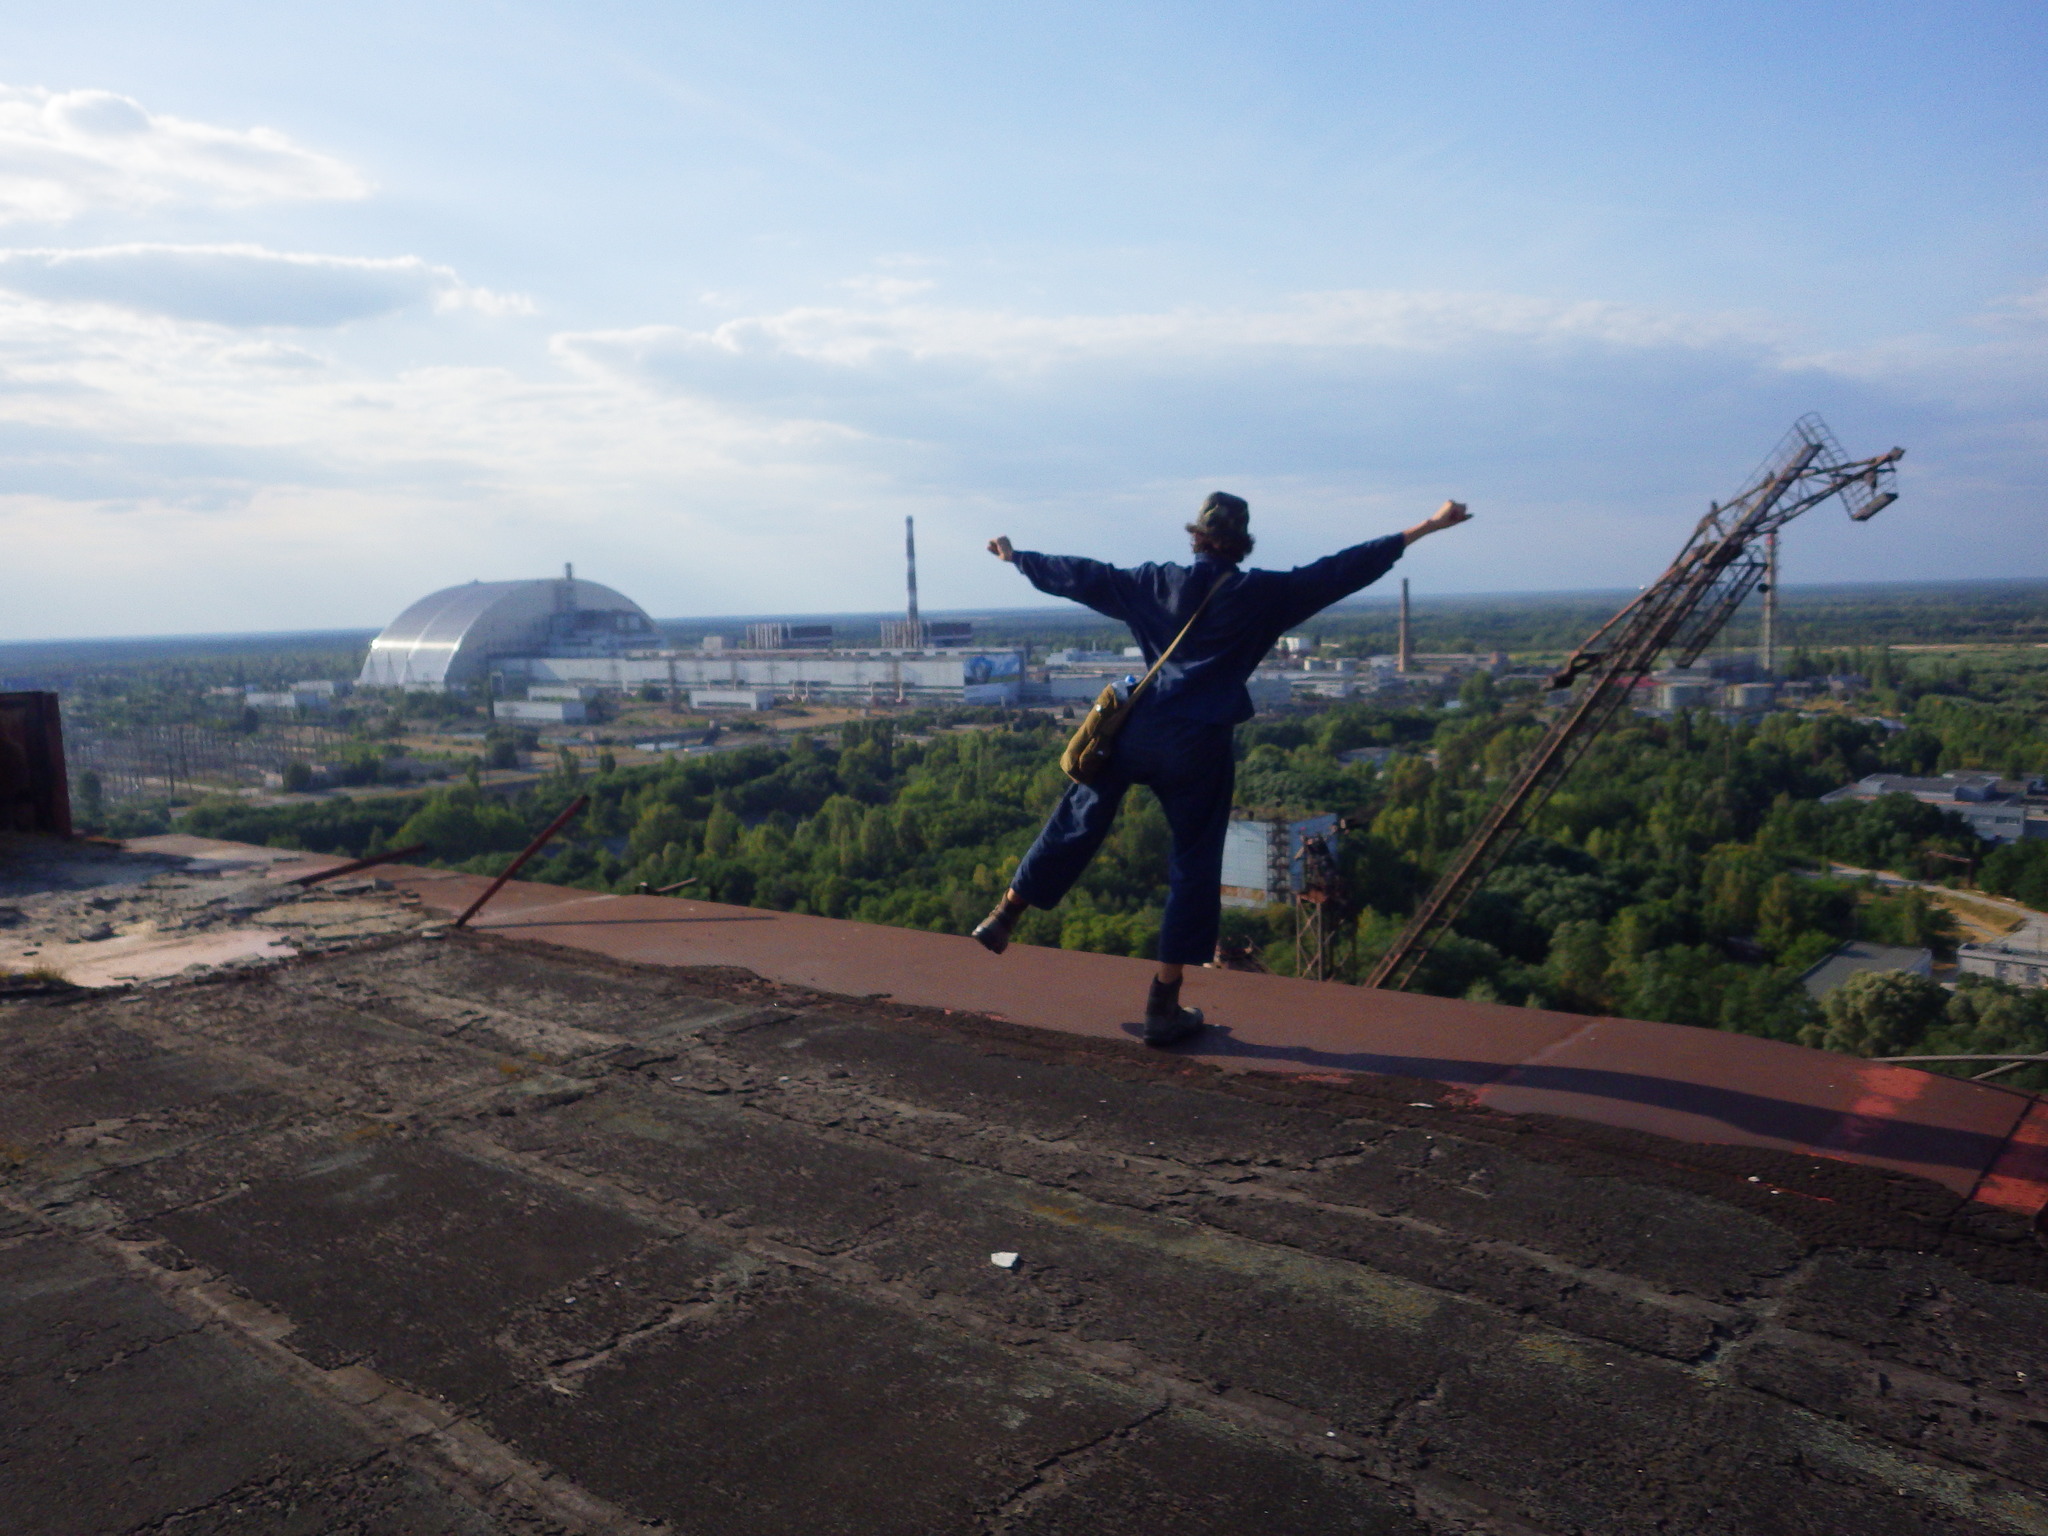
[1799,940,1934,1000]
[244,685,335,711]
[1390,651,1508,677]
[876,618,975,649]
[1043,649,1127,666]
[1654,680,1717,712]
[745,623,835,651]
[1820,772,2032,844]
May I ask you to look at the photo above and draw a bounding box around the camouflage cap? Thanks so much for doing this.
[1193,491,1249,537]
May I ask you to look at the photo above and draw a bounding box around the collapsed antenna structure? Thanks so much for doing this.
[1366,414,1903,993]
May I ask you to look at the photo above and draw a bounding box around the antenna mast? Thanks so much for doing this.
[1760,532,1780,675]
[1366,415,1902,992]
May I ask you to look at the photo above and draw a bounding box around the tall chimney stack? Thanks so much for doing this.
[904,516,921,641]
[1397,578,1412,674]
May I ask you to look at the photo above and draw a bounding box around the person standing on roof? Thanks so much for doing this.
[973,491,1472,1046]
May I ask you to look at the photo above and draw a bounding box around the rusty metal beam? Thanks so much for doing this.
[288,843,430,887]
[452,795,589,928]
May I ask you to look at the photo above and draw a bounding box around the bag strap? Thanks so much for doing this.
[1125,570,1235,708]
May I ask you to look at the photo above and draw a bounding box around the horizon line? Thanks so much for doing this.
[1,573,2043,652]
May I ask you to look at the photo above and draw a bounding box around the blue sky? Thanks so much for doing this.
[0,0,2042,638]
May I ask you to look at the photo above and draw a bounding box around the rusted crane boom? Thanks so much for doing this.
[1365,414,1902,993]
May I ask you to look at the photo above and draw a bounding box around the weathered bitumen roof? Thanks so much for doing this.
[3,834,2047,1534]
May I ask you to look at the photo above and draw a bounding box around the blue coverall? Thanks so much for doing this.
[1008,534,1407,965]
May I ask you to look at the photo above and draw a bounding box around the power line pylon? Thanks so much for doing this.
[1365,414,1902,993]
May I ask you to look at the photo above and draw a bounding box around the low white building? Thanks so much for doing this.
[1958,939,2048,990]
[495,698,587,724]
[505,648,1025,707]
[244,687,333,711]
[1820,772,2031,844]
[689,688,775,711]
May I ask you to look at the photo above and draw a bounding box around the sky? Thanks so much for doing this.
[0,0,2043,640]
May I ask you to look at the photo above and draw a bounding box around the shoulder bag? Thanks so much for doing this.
[1060,574,1232,785]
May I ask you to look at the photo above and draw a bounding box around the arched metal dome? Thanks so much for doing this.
[357,575,659,690]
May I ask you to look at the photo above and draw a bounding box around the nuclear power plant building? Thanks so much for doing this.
[359,569,1024,705]
[358,575,661,691]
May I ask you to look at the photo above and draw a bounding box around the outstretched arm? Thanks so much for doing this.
[1403,500,1471,546]
[1271,499,1473,631]
[990,536,1133,622]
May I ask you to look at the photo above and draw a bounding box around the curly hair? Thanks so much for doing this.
[1186,521,1255,564]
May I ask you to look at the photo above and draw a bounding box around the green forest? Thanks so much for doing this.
[176,654,2048,1086]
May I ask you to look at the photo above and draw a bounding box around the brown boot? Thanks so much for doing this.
[1143,975,1204,1047]
[972,893,1027,955]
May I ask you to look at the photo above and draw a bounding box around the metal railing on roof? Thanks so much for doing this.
[1877,1053,2048,1084]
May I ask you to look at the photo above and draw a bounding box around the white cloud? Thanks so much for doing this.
[568,287,1776,377]
[0,276,2039,638]
[549,288,1807,504]
[0,86,369,223]
[0,244,532,327]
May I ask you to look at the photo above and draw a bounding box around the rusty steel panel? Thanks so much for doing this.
[1473,1015,2035,1202]
[1973,1096,2048,1221]
[0,690,72,837]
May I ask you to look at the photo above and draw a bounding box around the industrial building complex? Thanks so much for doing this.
[356,552,1027,710]
[357,568,664,692]
[1821,770,2046,844]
